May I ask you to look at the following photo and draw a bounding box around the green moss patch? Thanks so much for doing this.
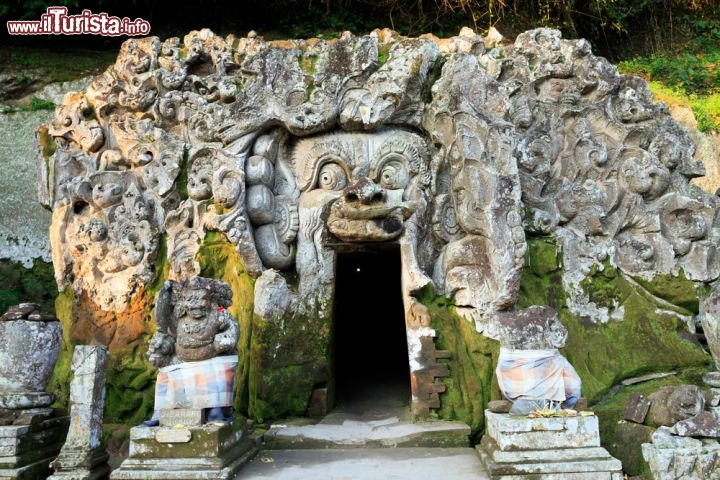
[593,366,713,476]
[248,298,332,423]
[104,345,156,425]
[631,270,700,314]
[197,230,256,415]
[421,288,499,442]
[518,238,709,405]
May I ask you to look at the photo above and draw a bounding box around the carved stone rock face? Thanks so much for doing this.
[293,129,427,243]
[38,27,720,420]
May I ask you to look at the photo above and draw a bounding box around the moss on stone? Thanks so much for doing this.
[47,286,75,409]
[632,270,701,314]
[196,230,256,415]
[592,366,713,477]
[419,287,499,442]
[248,297,332,424]
[579,261,625,311]
[516,237,709,406]
[104,345,156,425]
[146,233,169,299]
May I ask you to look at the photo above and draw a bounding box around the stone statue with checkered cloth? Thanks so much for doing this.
[493,306,582,416]
[143,276,239,426]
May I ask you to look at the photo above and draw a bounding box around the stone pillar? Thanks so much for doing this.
[49,345,110,480]
[0,304,69,480]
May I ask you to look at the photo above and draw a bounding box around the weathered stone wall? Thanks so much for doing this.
[37,27,718,448]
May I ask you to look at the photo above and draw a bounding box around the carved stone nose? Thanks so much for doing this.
[343,177,386,205]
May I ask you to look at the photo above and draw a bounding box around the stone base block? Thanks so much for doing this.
[642,438,720,480]
[0,393,53,410]
[110,418,257,480]
[478,411,623,480]
[0,414,69,479]
[49,446,111,480]
[484,410,601,450]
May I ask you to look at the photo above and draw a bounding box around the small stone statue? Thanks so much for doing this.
[144,276,239,426]
[494,306,581,415]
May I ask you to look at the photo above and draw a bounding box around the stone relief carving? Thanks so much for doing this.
[39,26,720,416]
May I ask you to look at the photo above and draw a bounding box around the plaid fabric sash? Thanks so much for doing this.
[155,355,237,410]
[496,348,581,403]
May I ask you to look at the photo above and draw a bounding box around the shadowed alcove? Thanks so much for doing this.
[332,245,411,412]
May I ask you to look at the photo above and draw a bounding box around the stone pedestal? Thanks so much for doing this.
[477,410,623,480]
[109,416,257,480]
[0,414,70,480]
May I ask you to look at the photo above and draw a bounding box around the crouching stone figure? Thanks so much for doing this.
[143,276,239,426]
[494,306,581,415]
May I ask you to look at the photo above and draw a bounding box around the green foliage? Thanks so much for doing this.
[2,96,56,114]
[0,259,58,314]
[617,60,720,133]
[619,51,720,96]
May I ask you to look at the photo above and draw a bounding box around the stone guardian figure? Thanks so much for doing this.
[143,276,239,426]
[494,306,581,415]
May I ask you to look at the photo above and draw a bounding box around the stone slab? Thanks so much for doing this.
[110,438,257,480]
[263,414,471,449]
[478,411,623,480]
[624,393,651,423]
[478,437,614,464]
[477,446,622,476]
[155,428,192,444]
[0,393,53,410]
[159,409,204,427]
[705,371,720,388]
[128,419,246,459]
[0,415,68,469]
[484,411,600,450]
[235,448,489,480]
[0,456,57,480]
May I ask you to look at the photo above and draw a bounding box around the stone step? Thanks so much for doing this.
[263,413,471,449]
[234,447,489,479]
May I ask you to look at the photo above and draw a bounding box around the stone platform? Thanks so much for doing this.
[476,410,623,480]
[110,417,257,480]
[0,414,69,480]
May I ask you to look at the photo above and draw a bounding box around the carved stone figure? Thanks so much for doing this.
[494,306,582,415]
[144,276,239,426]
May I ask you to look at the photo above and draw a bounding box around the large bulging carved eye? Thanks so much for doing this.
[317,163,347,190]
[378,158,409,190]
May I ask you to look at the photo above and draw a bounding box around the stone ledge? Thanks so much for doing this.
[478,410,623,480]
[485,411,601,450]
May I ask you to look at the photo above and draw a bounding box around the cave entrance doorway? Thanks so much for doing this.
[332,244,411,412]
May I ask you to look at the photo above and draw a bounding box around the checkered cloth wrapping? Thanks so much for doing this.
[155,355,237,410]
[496,347,581,403]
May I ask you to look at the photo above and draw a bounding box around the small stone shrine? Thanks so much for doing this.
[111,277,256,480]
[478,305,622,479]
[0,304,69,480]
[49,345,111,480]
